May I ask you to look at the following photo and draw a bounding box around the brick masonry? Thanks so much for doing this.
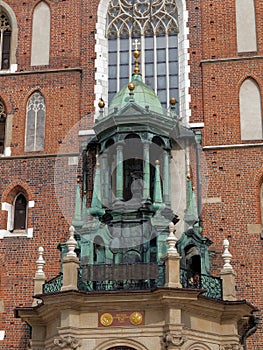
[0,0,262,348]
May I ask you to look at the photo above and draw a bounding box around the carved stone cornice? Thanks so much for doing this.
[162,331,186,348]
[219,345,242,350]
[54,336,81,349]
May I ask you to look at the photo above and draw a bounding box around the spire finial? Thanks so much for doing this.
[35,246,45,276]
[132,39,141,74]
[66,226,77,258]
[222,238,233,270]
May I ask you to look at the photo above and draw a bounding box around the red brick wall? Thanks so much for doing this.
[0,0,262,348]
[187,0,263,347]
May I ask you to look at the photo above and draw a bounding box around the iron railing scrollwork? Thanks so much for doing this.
[180,268,222,300]
[78,262,165,292]
[42,273,63,294]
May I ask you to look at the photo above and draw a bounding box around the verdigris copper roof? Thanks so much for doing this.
[108,73,164,116]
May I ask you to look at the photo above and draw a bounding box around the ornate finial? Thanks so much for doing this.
[128,82,135,91]
[132,39,141,74]
[222,239,233,270]
[36,246,45,276]
[155,159,160,165]
[98,97,105,109]
[133,39,140,51]
[128,82,135,102]
[170,97,177,106]
[166,222,178,253]
[66,226,77,258]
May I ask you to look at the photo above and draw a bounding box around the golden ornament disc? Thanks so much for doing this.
[100,313,113,326]
[129,312,143,325]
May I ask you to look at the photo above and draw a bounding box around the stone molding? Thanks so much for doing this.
[53,336,81,349]
[162,331,186,348]
[219,345,242,350]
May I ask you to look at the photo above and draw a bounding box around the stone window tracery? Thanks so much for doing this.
[0,10,11,70]
[25,92,46,152]
[107,0,179,110]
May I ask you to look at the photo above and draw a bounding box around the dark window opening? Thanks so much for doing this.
[0,98,7,154]
[14,194,27,230]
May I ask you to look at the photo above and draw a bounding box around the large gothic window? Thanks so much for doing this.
[0,98,6,154]
[0,10,11,70]
[25,92,46,152]
[107,0,179,111]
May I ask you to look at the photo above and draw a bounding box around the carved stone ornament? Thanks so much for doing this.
[219,345,243,350]
[162,331,186,348]
[54,336,81,349]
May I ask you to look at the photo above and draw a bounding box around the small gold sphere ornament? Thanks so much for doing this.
[133,49,140,59]
[98,98,105,109]
[170,97,177,105]
[130,312,143,325]
[100,313,113,327]
[128,82,135,91]
[155,160,160,165]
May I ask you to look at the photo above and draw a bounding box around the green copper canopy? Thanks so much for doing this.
[108,73,164,116]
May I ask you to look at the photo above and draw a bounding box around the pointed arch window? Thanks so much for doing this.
[0,10,11,70]
[31,1,50,66]
[107,0,179,111]
[239,78,263,140]
[0,98,6,154]
[13,193,27,230]
[25,92,46,152]
[236,0,257,53]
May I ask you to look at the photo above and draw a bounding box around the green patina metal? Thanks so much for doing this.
[109,73,163,116]
[72,180,83,227]
[45,55,220,298]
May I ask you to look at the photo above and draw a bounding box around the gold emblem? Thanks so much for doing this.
[100,313,113,326]
[129,312,143,325]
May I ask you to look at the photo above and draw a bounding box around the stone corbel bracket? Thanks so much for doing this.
[54,336,81,349]
[162,331,186,348]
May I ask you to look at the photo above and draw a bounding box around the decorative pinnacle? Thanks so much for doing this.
[222,239,233,270]
[167,222,178,253]
[66,226,77,258]
[36,246,45,276]
[132,39,141,74]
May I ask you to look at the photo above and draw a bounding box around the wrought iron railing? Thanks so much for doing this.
[41,265,222,300]
[42,273,63,294]
[78,262,165,292]
[180,268,222,300]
